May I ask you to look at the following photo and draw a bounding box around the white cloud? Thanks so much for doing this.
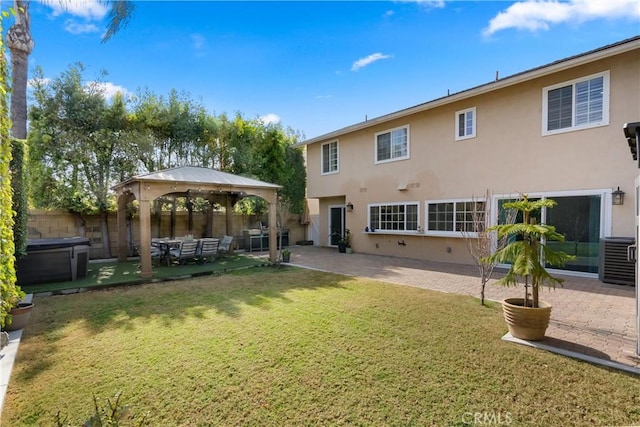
[27,78,127,100]
[396,0,445,10]
[351,53,393,72]
[46,0,108,20]
[64,20,100,35]
[191,34,206,50]
[484,0,640,36]
[27,77,50,88]
[416,0,445,9]
[90,81,129,99]
[260,113,281,125]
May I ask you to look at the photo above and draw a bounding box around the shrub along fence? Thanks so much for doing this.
[26,209,306,259]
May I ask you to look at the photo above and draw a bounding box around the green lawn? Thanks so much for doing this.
[4,267,639,426]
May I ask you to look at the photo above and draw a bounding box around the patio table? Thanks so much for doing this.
[154,239,183,266]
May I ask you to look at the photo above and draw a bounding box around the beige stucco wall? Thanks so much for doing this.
[306,47,640,265]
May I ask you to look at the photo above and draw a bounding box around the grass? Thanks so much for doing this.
[4,267,640,426]
[20,254,268,294]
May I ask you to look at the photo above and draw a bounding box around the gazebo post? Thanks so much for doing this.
[225,195,234,236]
[117,194,128,262]
[139,200,153,279]
[268,199,278,263]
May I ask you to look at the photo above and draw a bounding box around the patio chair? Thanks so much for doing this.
[197,238,221,263]
[218,235,234,256]
[150,245,163,266]
[168,240,199,265]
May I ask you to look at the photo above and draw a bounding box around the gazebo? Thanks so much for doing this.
[113,166,282,278]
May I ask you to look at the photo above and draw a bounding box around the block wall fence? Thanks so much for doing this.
[26,209,306,259]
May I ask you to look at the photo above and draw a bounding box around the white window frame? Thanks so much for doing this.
[368,201,420,233]
[455,107,476,141]
[425,198,487,238]
[542,71,610,136]
[374,125,410,164]
[321,140,339,175]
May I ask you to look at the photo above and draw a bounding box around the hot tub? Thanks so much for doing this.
[16,237,91,286]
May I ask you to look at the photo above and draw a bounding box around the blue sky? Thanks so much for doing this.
[8,0,640,139]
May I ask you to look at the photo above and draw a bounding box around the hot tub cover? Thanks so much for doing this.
[26,237,91,251]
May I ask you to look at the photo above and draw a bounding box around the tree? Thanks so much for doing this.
[6,0,134,139]
[29,64,136,257]
[10,138,28,259]
[486,196,575,308]
[461,191,517,305]
[0,9,25,329]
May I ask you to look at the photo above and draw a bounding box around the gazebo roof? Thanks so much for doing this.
[116,166,281,190]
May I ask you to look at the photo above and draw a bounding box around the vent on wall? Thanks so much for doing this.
[599,237,636,286]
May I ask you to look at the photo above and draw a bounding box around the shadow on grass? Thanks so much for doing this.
[17,266,352,381]
[26,266,351,334]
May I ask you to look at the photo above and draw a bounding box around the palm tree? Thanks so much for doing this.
[6,0,134,139]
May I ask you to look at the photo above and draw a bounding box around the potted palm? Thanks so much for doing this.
[486,196,574,341]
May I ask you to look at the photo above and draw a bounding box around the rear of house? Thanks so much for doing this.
[300,36,640,279]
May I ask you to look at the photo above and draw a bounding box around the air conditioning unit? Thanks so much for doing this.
[599,237,636,286]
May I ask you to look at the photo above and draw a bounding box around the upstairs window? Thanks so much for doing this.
[375,125,409,163]
[542,71,609,135]
[455,107,476,141]
[321,140,338,175]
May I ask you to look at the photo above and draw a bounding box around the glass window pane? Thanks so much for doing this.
[548,85,572,131]
[377,133,391,161]
[458,113,465,137]
[546,195,601,273]
[575,77,603,126]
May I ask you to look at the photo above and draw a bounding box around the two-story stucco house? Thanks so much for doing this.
[300,36,640,279]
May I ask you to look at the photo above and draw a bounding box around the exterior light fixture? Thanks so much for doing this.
[346,202,354,212]
[612,187,625,206]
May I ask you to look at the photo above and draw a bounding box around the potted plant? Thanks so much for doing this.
[337,229,351,253]
[485,196,574,341]
[5,299,34,331]
[281,248,291,263]
[1,280,32,332]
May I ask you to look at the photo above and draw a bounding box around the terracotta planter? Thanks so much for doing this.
[502,298,551,341]
[5,302,34,331]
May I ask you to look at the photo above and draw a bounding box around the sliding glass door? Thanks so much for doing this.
[546,195,601,273]
[498,193,602,274]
